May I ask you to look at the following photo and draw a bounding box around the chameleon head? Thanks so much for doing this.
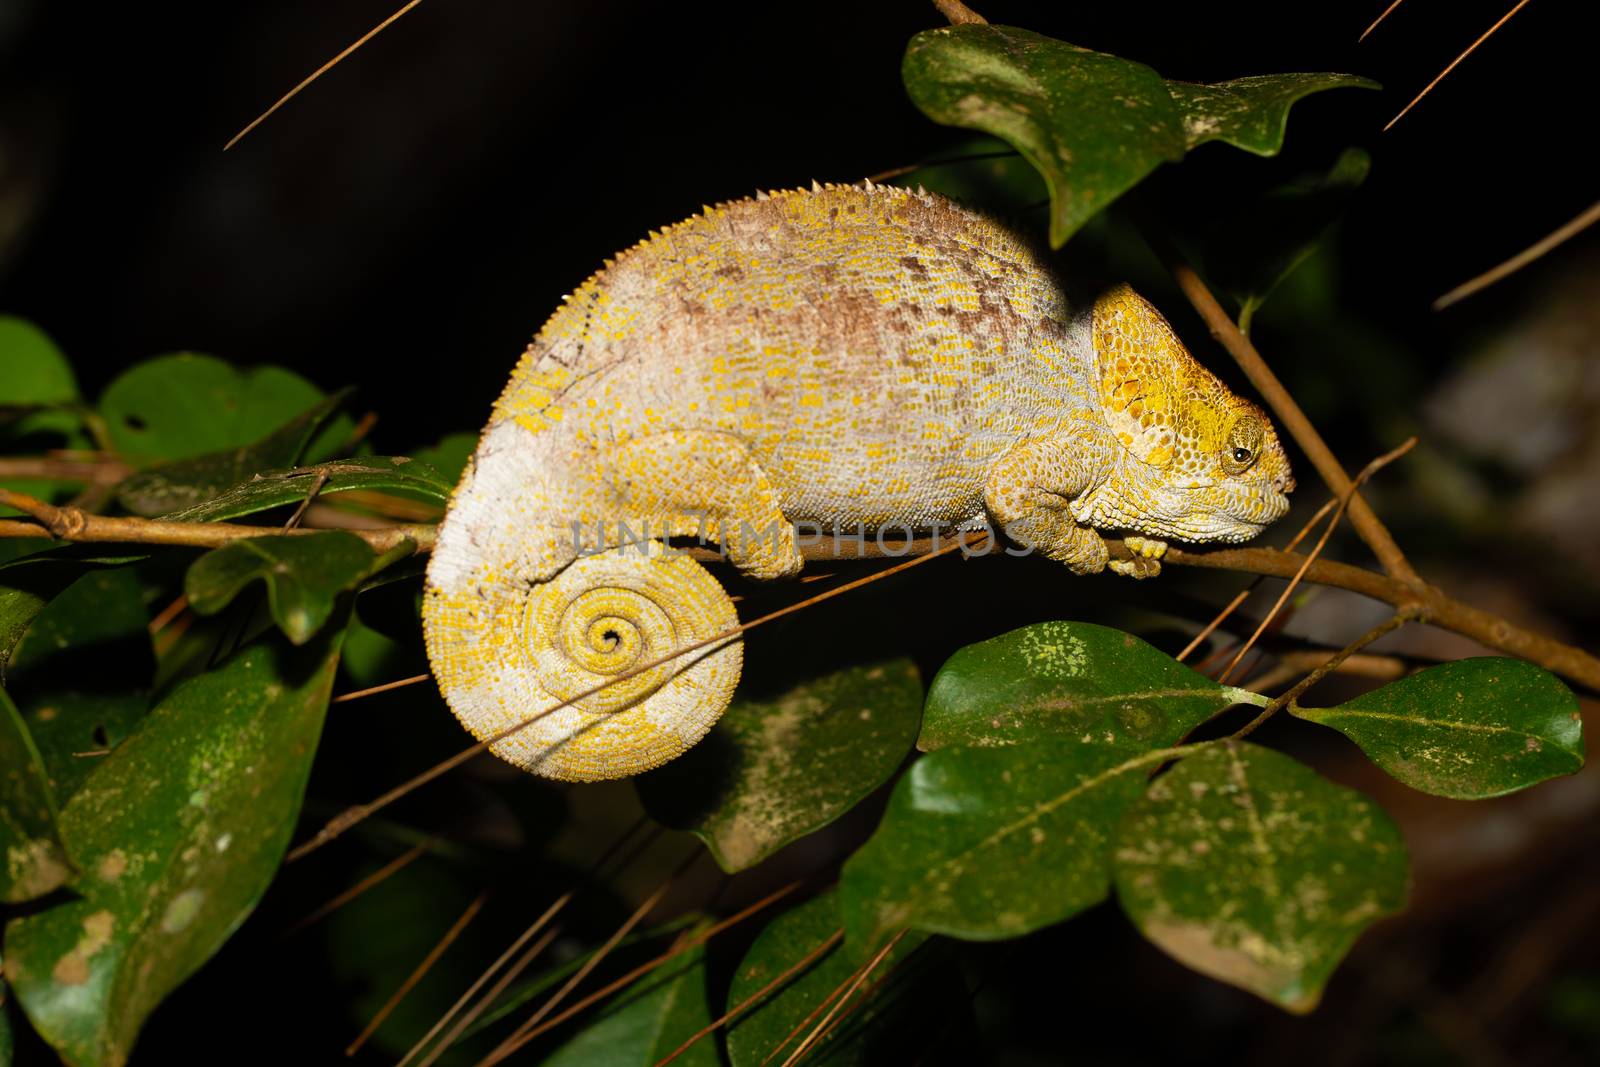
[1085,284,1294,543]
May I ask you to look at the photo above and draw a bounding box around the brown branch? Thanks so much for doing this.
[0,487,433,555]
[931,0,987,25]
[1155,543,1600,692]
[1141,231,1423,588]
[21,462,1586,693]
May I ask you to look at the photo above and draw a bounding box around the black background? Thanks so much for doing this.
[3,0,1595,439]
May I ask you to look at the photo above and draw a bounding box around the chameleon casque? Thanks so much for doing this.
[423,182,1294,782]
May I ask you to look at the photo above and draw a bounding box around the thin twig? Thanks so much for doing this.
[654,929,846,1067]
[284,839,434,936]
[283,472,330,531]
[782,931,905,1067]
[401,820,651,1065]
[1360,1,1407,42]
[1435,197,1600,309]
[1384,0,1535,131]
[1233,609,1419,738]
[332,673,432,704]
[1139,229,1423,588]
[409,899,571,1067]
[798,941,921,1059]
[147,595,189,636]
[1177,495,1339,662]
[481,853,699,1067]
[0,486,432,554]
[226,0,425,150]
[487,882,803,1057]
[345,890,488,1056]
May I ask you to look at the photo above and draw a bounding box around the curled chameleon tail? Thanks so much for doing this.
[423,430,744,781]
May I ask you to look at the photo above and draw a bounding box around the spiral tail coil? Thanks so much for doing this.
[423,540,742,781]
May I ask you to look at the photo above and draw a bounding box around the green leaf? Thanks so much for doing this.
[920,621,1259,752]
[0,558,93,680]
[726,893,961,1067]
[1,686,71,902]
[839,739,1175,949]
[1114,741,1409,1012]
[637,660,922,872]
[0,318,90,516]
[162,457,452,524]
[1291,658,1585,800]
[97,353,333,465]
[113,392,350,517]
[1167,75,1380,154]
[904,25,1182,249]
[0,317,78,408]
[1,550,148,667]
[3,621,346,1066]
[541,940,715,1067]
[409,432,476,486]
[0,561,154,801]
[3,563,156,803]
[185,531,390,645]
[902,24,1376,246]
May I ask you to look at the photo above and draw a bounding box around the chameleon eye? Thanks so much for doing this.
[1222,415,1264,475]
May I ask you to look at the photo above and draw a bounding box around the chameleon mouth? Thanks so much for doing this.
[1226,489,1291,532]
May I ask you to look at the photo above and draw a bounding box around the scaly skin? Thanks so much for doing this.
[423,182,1294,781]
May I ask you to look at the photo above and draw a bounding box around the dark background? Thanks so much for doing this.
[3,0,1596,435]
[4,2,1599,1065]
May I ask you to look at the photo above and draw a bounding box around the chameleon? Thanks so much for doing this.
[422,181,1294,782]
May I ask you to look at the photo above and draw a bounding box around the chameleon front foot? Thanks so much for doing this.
[1109,535,1167,579]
